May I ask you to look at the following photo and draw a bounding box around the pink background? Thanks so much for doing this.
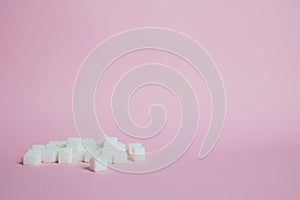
[1,0,299,199]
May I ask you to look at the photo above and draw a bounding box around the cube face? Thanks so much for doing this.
[103,140,118,150]
[98,154,111,164]
[97,137,106,148]
[84,149,100,163]
[105,136,118,143]
[132,146,145,154]
[47,141,60,147]
[42,150,58,163]
[115,142,126,152]
[58,141,66,148]
[103,141,126,153]
[89,157,107,172]
[72,149,85,162]
[84,151,92,163]
[98,135,118,149]
[46,141,66,149]
[23,152,41,166]
[85,143,98,150]
[131,146,146,162]
[113,151,128,164]
[82,138,96,145]
[132,153,145,162]
[58,148,73,164]
[31,145,45,152]
[66,137,83,151]
[82,138,97,149]
[101,150,113,164]
[45,145,60,152]
[128,143,142,155]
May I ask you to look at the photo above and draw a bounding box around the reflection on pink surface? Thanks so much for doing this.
[0,0,299,199]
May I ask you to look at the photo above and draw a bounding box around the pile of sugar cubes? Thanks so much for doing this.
[23,135,146,172]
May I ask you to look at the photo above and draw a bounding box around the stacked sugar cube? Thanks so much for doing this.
[23,135,146,173]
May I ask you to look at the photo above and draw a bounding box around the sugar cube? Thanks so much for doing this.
[45,145,60,152]
[66,137,83,151]
[115,142,126,152]
[58,147,72,164]
[42,149,58,163]
[128,143,142,155]
[103,137,118,150]
[84,149,99,163]
[97,137,106,148]
[101,149,114,164]
[72,149,85,162]
[23,151,41,166]
[113,151,128,164]
[82,138,97,150]
[58,141,66,148]
[84,151,92,163]
[131,146,146,161]
[46,141,61,148]
[31,145,45,152]
[89,157,107,172]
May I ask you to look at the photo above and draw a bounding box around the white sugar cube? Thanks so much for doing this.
[84,149,100,163]
[46,141,66,149]
[128,143,142,155]
[84,151,92,163]
[82,138,96,147]
[23,151,41,166]
[45,145,60,151]
[72,149,86,162]
[113,151,128,164]
[82,138,96,144]
[97,137,106,148]
[90,157,107,172]
[31,145,45,152]
[131,146,146,161]
[101,149,114,164]
[42,149,58,163]
[103,138,125,152]
[46,141,61,148]
[106,136,118,143]
[115,142,126,152]
[45,144,59,150]
[26,149,41,154]
[66,137,83,151]
[58,141,66,148]
[103,137,118,150]
[97,135,107,148]
[58,147,72,164]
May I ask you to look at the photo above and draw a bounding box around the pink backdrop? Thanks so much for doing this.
[1,0,299,199]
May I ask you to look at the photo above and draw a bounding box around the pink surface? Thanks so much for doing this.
[1,0,299,199]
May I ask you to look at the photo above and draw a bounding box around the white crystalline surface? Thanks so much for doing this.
[23,136,146,173]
